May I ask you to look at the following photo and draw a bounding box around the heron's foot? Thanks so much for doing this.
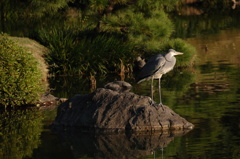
[148,96,155,105]
[158,103,165,111]
[150,100,159,108]
[149,100,155,106]
[150,101,164,111]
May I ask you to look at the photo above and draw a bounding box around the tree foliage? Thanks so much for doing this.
[0,0,72,18]
[35,0,195,76]
[1,0,196,76]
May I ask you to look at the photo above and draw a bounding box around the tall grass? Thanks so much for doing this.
[77,34,134,75]
[38,28,79,74]
[38,28,134,76]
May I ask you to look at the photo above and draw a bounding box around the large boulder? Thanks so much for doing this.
[53,81,194,132]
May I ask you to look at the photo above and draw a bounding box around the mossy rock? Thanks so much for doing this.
[0,35,49,107]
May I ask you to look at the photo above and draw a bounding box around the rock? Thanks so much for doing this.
[133,56,146,78]
[134,56,146,69]
[53,81,194,132]
[37,93,67,111]
[104,81,132,93]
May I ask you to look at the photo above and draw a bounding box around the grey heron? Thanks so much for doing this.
[136,49,183,106]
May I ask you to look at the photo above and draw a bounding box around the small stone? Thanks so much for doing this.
[104,81,132,93]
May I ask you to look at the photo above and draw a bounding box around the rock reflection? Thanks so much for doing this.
[178,6,203,16]
[57,130,191,159]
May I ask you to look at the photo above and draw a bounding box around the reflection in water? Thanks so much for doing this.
[195,62,232,94]
[178,6,203,15]
[166,28,240,159]
[186,29,240,66]
[0,109,43,159]
[54,130,191,159]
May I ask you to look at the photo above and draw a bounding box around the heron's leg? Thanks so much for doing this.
[161,148,164,159]
[158,78,162,105]
[158,78,164,110]
[151,76,154,100]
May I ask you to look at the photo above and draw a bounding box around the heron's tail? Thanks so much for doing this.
[136,76,151,84]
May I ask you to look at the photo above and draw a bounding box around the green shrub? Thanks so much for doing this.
[0,35,44,107]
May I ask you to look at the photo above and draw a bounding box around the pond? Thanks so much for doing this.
[1,3,240,159]
[34,28,239,159]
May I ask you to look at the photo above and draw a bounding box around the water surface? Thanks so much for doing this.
[30,28,240,159]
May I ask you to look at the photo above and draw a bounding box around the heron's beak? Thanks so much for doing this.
[175,52,183,55]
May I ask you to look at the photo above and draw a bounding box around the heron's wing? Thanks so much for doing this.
[136,54,166,83]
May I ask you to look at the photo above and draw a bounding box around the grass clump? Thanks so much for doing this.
[0,35,45,107]
[38,28,134,75]
[77,34,134,75]
[38,28,79,74]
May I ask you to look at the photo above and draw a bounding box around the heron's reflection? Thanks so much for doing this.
[56,130,191,159]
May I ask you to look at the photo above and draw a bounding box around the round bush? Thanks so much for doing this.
[0,35,44,107]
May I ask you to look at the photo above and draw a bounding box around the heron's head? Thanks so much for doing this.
[168,49,183,56]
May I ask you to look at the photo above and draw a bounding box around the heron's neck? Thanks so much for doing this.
[164,53,174,62]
